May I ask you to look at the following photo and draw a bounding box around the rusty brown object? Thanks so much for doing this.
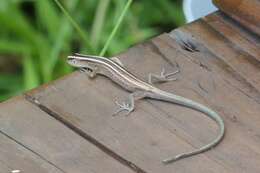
[213,0,260,35]
[0,11,260,172]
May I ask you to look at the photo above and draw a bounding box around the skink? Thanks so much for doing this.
[67,53,225,164]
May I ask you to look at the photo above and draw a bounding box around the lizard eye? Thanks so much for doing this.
[72,59,77,64]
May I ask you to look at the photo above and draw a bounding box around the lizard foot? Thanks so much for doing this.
[148,68,180,84]
[113,101,134,116]
[112,91,146,116]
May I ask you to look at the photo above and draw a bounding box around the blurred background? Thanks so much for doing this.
[0,0,216,102]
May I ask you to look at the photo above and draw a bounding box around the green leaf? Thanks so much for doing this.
[53,0,95,53]
[155,0,185,26]
[35,0,60,40]
[0,39,29,54]
[23,53,40,90]
[91,0,110,49]
[45,0,79,81]
[99,0,133,56]
[0,74,23,91]
[0,73,23,102]
[0,4,39,44]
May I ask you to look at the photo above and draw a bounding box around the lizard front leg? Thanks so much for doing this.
[113,91,147,116]
[80,66,99,78]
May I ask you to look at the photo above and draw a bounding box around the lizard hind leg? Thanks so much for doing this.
[113,91,146,116]
[148,67,179,84]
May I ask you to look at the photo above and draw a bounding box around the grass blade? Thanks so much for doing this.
[99,0,133,56]
[53,0,94,53]
[0,74,22,91]
[156,0,185,26]
[23,52,40,90]
[91,0,110,49]
[0,5,38,44]
[45,0,79,81]
[35,0,60,40]
[0,39,29,54]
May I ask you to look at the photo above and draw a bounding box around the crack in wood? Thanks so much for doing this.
[156,33,212,72]
[179,40,200,52]
[24,94,146,173]
[171,31,200,53]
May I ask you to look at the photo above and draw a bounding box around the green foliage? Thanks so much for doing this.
[0,0,184,101]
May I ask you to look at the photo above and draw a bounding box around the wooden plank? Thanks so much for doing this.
[0,130,64,173]
[166,15,260,170]
[0,96,134,173]
[25,74,229,173]
[0,11,255,173]
[25,13,260,173]
[23,38,227,172]
[0,161,12,173]
[170,14,260,146]
[173,19,260,96]
[117,33,260,172]
[204,12,260,60]
[213,0,260,35]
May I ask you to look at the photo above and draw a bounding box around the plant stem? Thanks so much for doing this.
[91,0,110,49]
[99,0,133,56]
[46,0,79,81]
[53,0,94,53]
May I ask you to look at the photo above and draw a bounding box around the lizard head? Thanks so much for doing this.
[67,54,111,78]
[67,54,98,72]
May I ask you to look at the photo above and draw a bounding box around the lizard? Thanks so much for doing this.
[67,53,225,164]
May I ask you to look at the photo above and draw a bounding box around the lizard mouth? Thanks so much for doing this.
[82,67,93,72]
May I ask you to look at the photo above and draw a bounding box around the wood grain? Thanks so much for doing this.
[1,11,260,172]
[25,12,260,173]
[213,0,260,35]
[0,96,134,173]
[0,130,63,173]
[204,12,260,60]
[25,70,229,173]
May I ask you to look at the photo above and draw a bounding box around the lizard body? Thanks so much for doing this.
[67,53,225,164]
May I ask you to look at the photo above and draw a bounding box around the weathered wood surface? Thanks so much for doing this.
[213,0,260,35]
[0,11,260,173]
[0,97,134,173]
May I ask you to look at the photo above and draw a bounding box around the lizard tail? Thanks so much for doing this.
[147,90,225,164]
